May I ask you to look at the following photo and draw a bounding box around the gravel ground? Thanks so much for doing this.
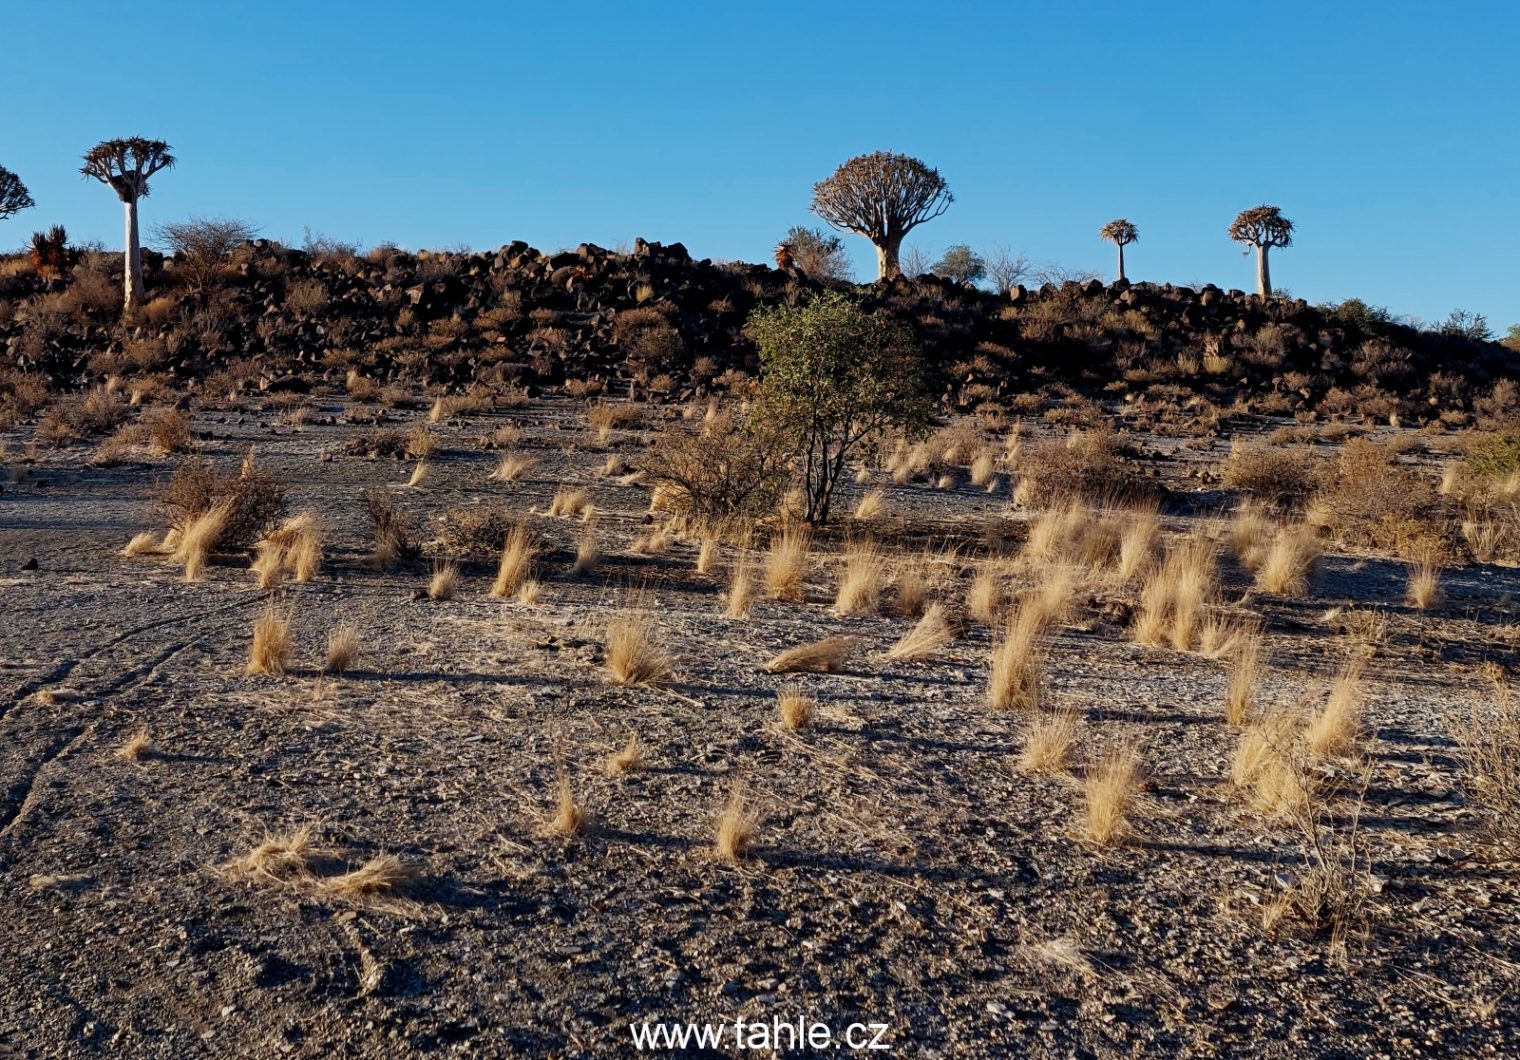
[0,396,1516,1058]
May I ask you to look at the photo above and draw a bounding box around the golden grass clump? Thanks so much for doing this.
[1254,525,1320,597]
[967,562,1005,626]
[697,538,719,575]
[714,780,759,863]
[969,451,997,488]
[252,513,324,588]
[1225,625,1264,726]
[573,523,600,575]
[117,728,152,762]
[489,452,536,482]
[324,622,360,675]
[764,527,810,601]
[1115,507,1158,583]
[545,766,591,837]
[122,531,162,558]
[833,538,884,615]
[247,606,292,676]
[607,732,645,775]
[891,560,932,617]
[1083,746,1141,845]
[1232,709,1310,818]
[605,608,674,685]
[1132,537,1215,651]
[491,523,535,598]
[1018,709,1078,774]
[518,578,543,605]
[726,556,757,618]
[1406,555,1443,610]
[1305,659,1366,757]
[318,854,419,900]
[428,561,459,600]
[763,635,856,674]
[777,683,816,730]
[887,602,954,662]
[1229,502,1275,571]
[175,500,233,581]
[548,485,593,518]
[406,459,429,489]
[225,825,320,886]
[987,606,1046,710]
[852,488,888,522]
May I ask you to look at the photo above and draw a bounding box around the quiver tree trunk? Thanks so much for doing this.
[123,196,144,311]
[1256,245,1271,298]
[1116,243,1126,283]
[874,235,903,281]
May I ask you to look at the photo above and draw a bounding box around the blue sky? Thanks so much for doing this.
[2,1,1516,330]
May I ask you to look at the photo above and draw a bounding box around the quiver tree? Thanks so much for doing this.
[0,165,34,222]
[748,292,930,523]
[811,152,952,281]
[1098,219,1138,282]
[81,137,176,312]
[1228,205,1293,297]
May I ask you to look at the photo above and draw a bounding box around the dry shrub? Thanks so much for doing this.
[117,729,152,762]
[1014,430,1151,507]
[247,606,292,676]
[764,635,855,674]
[764,527,810,601]
[1255,525,1320,597]
[834,539,883,615]
[1018,708,1079,773]
[1314,438,1451,557]
[586,401,642,436]
[641,412,790,527]
[887,603,954,662]
[428,561,459,600]
[1305,660,1365,757]
[777,684,815,730]
[1448,685,1520,840]
[365,490,419,570]
[714,780,759,863]
[157,456,288,551]
[605,608,673,685]
[405,424,438,459]
[988,606,1046,710]
[726,556,756,618]
[1221,444,1321,505]
[1084,746,1141,845]
[491,523,535,598]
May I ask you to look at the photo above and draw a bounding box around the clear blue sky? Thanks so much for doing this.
[2,1,1516,330]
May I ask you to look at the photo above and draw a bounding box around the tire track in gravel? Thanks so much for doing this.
[0,600,264,851]
[0,592,268,722]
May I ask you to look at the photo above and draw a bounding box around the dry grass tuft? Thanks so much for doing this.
[1406,555,1443,610]
[406,460,429,489]
[247,606,292,676]
[834,538,884,615]
[225,825,321,887]
[696,538,719,575]
[545,766,591,837]
[887,603,954,662]
[891,558,932,617]
[607,732,645,776]
[605,608,674,685]
[1132,537,1216,650]
[1018,709,1079,773]
[573,523,600,575]
[726,556,757,618]
[714,779,759,863]
[1225,625,1265,726]
[987,606,1046,710]
[1305,659,1366,757]
[1083,746,1141,845]
[776,683,816,731]
[967,562,1005,626]
[1232,709,1310,817]
[491,523,535,598]
[318,855,419,899]
[549,485,593,518]
[428,561,459,600]
[852,488,888,522]
[117,728,153,762]
[518,578,543,605]
[764,527,810,601]
[489,452,536,482]
[122,531,163,558]
[1255,525,1320,597]
[324,622,360,675]
[1115,508,1158,583]
[764,635,856,674]
[175,500,233,581]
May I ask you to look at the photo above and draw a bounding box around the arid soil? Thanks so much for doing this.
[0,395,1517,1058]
